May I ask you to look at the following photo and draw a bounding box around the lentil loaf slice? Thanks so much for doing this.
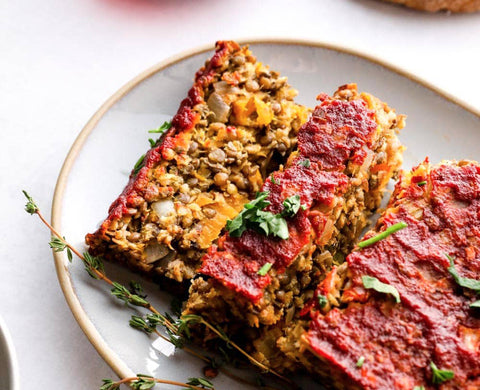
[184,84,405,369]
[85,41,309,283]
[294,160,480,389]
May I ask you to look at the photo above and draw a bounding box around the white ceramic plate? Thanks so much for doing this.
[0,316,20,390]
[52,40,480,388]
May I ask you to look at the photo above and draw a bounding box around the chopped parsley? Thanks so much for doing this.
[270,174,279,185]
[357,222,407,249]
[362,275,400,303]
[317,294,328,308]
[257,263,272,276]
[148,121,171,134]
[226,192,305,240]
[133,154,145,175]
[447,254,480,309]
[356,356,365,368]
[430,362,454,384]
[282,194,302,217]
[447,254,480,291]
[298,158,311,168]
[417,181,427,186]
[470,300,480,308]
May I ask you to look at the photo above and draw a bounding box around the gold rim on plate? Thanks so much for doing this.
[51,38,480,380]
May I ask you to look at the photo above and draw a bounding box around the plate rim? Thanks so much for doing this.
[51,37,480,380]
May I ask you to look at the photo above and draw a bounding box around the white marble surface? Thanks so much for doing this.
[2,1,480,389]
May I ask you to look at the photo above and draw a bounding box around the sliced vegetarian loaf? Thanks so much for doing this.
[292,160,480,389]
[184,84,405,369]
[86,41,309,283]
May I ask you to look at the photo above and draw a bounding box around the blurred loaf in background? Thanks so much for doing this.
[384,0,480,12]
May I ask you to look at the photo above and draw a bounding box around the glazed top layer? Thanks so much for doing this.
[306,161,480,389]
[200,95,380,302]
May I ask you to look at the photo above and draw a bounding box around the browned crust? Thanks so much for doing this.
[383,0,480,12]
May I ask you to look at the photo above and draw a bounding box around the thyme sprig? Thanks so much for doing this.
[23,191,292,389]
[100,374,213,390]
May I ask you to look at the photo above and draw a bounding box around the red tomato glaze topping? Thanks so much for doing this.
[306,162,480,389]
[298,98,378,170]
[200,94,379,303]
[105,41,239,221]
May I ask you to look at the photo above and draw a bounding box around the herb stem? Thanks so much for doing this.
[25,192,291,390]
[198,319,294,386]
[358,222,407,249]
[112,376,209,390]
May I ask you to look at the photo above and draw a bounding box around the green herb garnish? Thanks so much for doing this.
[298,159,311,168]
[358,222,407,249]
[226,192,303,240]
[317,294,328,308]
[282,194,302,217]
[413,386,425,390]
[22,190,38,215]
[270,174,279,185]
[447,254,480,291]
[133,154,146,175]
[148,138,156,148]
[187,377,214,389]
[256,211,289,239]
[49,237,73,262]
[470,300,480,308]
[430,362,454,384]
[148,121,172,134]
[356,356,365,368]
[417,181,427,186]
[362,275,400,303]
[257,263,272,276]
[24,190,292,386]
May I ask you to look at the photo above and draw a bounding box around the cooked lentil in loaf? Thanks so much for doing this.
[293,160,480,389]
[86,41,308,282]
[184,84,405,367]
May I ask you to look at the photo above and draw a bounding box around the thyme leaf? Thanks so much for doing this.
[148,121,172,134]
[22,190,38,214]
[100,379,120,390]
[49,237,73,262]
[186,377,214,389]
[362,275,400,303]
[83,252,105,279]
[358,222,407,249]
[111,281,149,307]
[133,154,146,175]
[129,280,147,298]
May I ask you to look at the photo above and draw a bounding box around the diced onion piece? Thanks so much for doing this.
[151,199,175,218]
[214,81,241,96]
[207,92,230,123]
[144,243,170,264]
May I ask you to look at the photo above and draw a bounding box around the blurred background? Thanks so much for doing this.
[2,0,480,388]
